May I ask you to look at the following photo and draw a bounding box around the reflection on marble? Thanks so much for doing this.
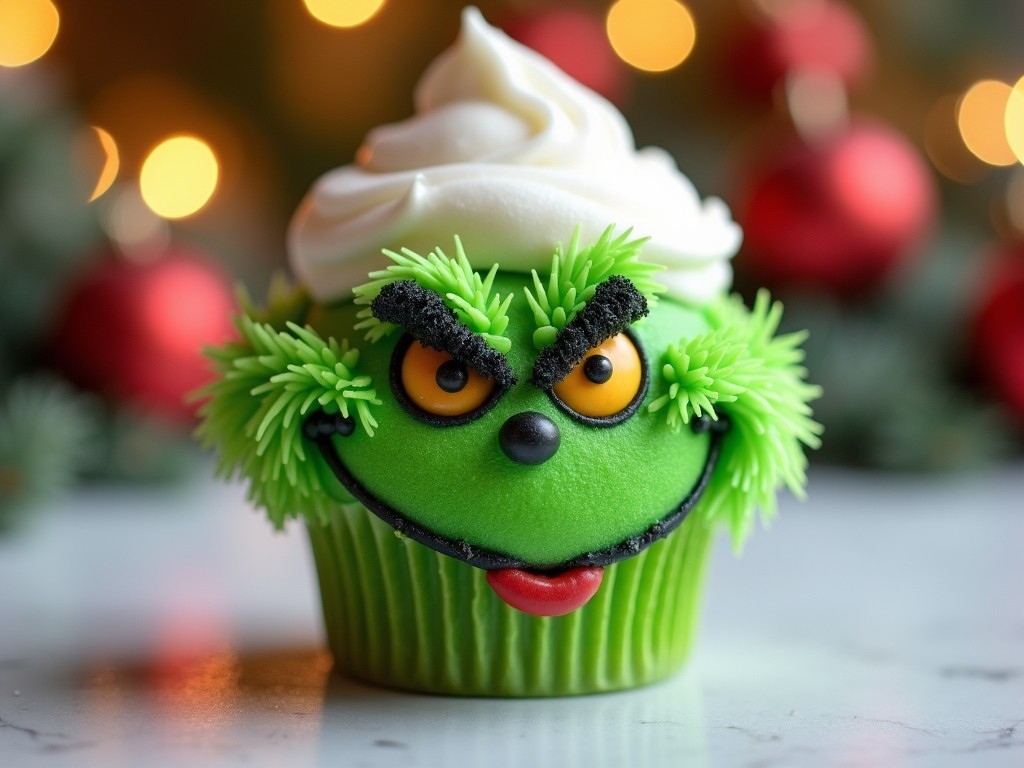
[1,463,1022,766]
[1,647,711,768]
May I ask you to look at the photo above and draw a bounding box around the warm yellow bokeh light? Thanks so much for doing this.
[140,136,219,220]
[0,0,59,67]
[924,94,986,184]
[303,0,386,28]
[606,0,696,73]
[88,127,120,203]
[958,80,1017,167]
[1007,75,1024,166]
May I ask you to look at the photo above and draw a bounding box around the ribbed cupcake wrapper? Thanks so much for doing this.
[307,502,714,697]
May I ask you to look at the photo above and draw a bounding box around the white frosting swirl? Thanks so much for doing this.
[289,7,741,304]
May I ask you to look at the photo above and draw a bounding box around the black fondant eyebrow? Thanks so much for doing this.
[532,275,648,389]
[371,281,517,387]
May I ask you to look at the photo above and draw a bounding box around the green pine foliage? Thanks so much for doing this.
[196,299,381,527]
[0,76,100,365]
[650,290,823,546]
[352,238,514,353]
[0,377,97,523]
[523,225,665,349]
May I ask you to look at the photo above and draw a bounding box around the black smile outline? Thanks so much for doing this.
[306,412,727,572]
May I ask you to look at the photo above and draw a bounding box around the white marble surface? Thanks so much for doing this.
[1,460,1022,767]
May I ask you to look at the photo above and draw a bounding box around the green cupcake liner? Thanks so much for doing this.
[307,502,714,697]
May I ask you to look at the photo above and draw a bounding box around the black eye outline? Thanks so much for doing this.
[545,329,650,428]
[389,333,508,427]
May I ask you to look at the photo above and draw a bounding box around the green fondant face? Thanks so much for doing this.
[308,274,714,568]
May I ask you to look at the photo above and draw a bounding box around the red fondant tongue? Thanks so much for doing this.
[486,566,604,617]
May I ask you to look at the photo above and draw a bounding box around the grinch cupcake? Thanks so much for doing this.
[198,8,821,696]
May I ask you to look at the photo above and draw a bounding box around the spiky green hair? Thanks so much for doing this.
[523,225,665,350]
[649,290,823,546]
[196,284,380,527]
[352,238,514,353]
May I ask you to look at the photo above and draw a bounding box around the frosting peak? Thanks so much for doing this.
[290,7,741,304]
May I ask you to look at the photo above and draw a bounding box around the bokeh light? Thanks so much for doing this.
[957,80,1017,167]
[303,0,385,28]
[140,136,219,220]
[104,186,171,256]
[1007,75,1024,166]
[785,69,847,141]
[606,0,696,73]
[87,127,120,203]
[0,0,59,67]
[925,94,987,184]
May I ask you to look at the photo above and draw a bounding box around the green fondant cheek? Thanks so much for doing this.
[308,276,714,566]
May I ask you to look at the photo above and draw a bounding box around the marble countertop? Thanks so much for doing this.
[1,460,1022,767]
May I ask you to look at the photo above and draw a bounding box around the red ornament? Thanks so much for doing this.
[971,250,1024,425]
[500,8,628,105]
[722,0,872,102]
[733,122,937,296]
[50,248,236,425]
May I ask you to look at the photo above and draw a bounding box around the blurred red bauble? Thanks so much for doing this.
[50,248,236,425]
[971,251,1024,425]
[723,0,871,102]
[733,122,936,296]
[501,7,628,104]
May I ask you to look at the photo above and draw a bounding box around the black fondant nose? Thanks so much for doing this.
[499,411,560,465]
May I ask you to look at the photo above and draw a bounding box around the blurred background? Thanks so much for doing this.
[1,0,1023,527]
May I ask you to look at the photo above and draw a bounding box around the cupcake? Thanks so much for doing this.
[197,8,821,696]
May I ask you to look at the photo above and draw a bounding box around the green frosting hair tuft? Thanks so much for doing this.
[523,224,665,349]
[650,290,823,546]
[196,286,380,527]
[352,238,514,353]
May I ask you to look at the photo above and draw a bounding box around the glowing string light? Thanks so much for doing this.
[924,94,985,184]
[140,136,220,220]
[606,0,696,73]
[1007,75,1024,167]
[303,0,385,29]
[957,80,1017,167]
[0,0,59,67]
[88,127,120,203]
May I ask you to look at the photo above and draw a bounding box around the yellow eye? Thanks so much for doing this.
[552,333,645,419]
[399,340,496,418]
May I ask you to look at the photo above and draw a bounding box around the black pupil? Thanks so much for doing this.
[436,359,469,393]
[583,354,613,384]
